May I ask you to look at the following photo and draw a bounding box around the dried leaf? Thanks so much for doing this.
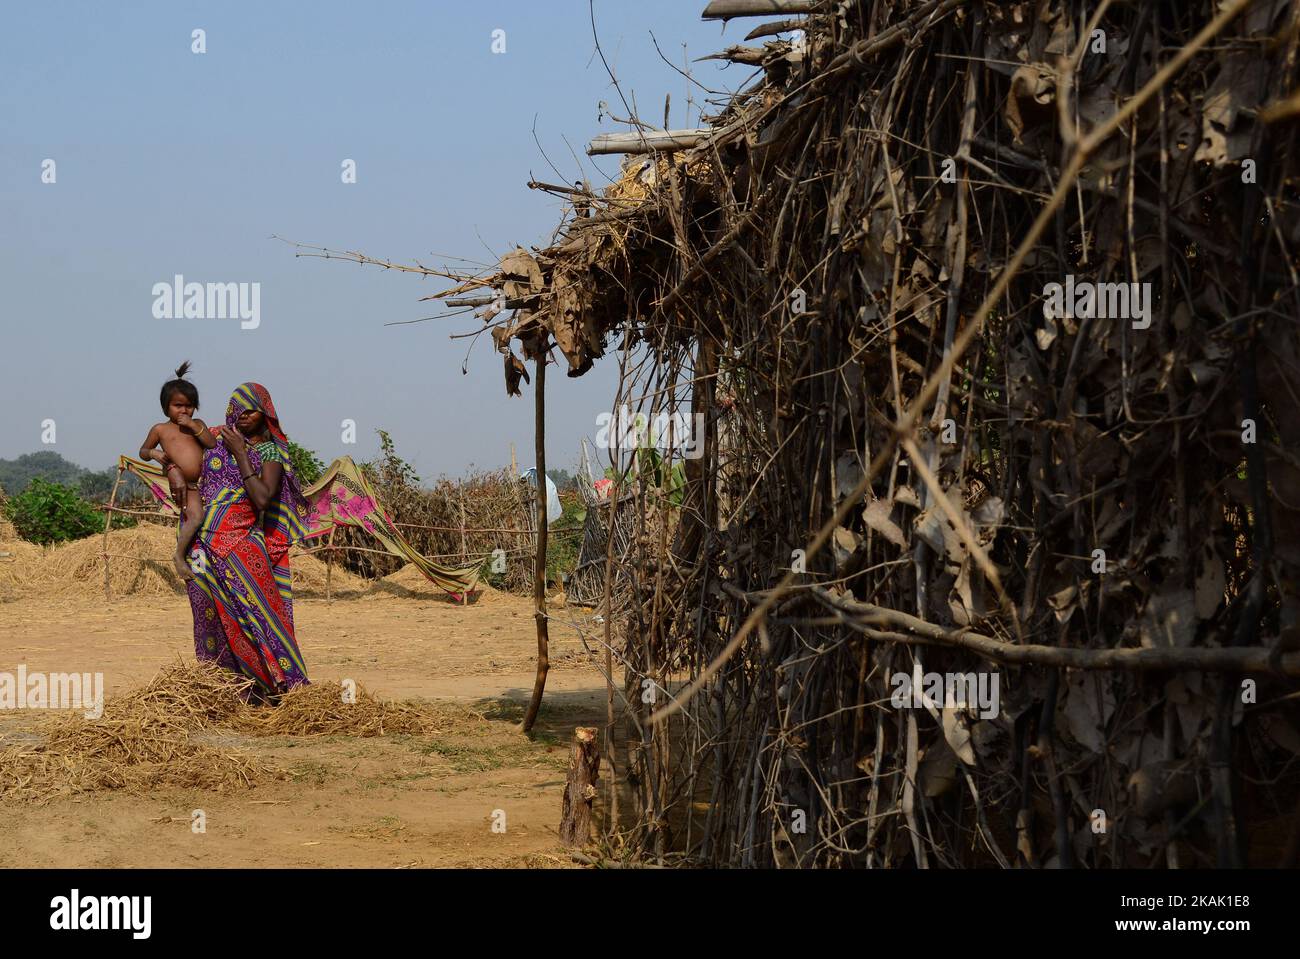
[1047,583,1078,623]
[1194,541,1225,619]
[1063,673,1115,754]
[1127,760,1197,818]
[835,451,865,502]
[918,738,959,798]
[894,486,921,509]
[863,498,906,547]
[832,525,861,569]
[1260,713,1300,756]
[1139,588,1197,648]
[942,706,977,766]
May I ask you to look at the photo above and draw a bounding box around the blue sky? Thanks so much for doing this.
[0,1,755,480]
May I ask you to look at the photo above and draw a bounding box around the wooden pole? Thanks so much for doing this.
[522,349,550,733]
[559,727,601,846]
[458,480,469,607]
[601,495,620,834]
[325,526,337,603]
[102,466,124,603]
[701,0,817,20]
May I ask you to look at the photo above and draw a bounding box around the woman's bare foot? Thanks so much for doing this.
[174,551,195,581]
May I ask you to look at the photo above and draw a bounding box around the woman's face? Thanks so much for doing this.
[236,409,265,437]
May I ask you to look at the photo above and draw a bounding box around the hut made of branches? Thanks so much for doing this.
[437,0,1300,867]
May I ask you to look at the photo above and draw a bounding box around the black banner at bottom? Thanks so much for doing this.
[0,867,1283,945]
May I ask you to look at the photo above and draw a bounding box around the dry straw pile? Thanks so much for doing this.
[4,524,188,601]
[0,521,420,603]
[1,662,279,802]
[0,515,513,604]
[0,661,468,803]
[423,0,1300,867]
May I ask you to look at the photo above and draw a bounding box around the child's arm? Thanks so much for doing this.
[183,416,218,450]
[138,424,169,466]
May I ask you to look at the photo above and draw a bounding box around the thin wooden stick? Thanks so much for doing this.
[102,467,124,603]
[325,526,337,604]
[522,348,551,733]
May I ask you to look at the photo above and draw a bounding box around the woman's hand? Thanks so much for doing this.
[218,425,276,509]
[220,425,247,457]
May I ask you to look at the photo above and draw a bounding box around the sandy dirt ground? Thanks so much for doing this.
[0,587,617,868]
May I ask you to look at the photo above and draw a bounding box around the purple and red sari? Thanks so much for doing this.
[186,383,310,694]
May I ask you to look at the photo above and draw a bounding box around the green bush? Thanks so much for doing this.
[287,440,326,486]
[4,478,107,545]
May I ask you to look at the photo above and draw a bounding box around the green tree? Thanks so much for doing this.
[78,468,119,501]
[0,451,85,495]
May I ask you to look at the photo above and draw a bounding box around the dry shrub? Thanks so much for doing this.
[334,466,536,594]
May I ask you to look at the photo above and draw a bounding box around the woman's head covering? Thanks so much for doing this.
[226,383,288,450]
[225,382,309,546]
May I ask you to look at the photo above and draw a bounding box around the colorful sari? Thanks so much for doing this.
[186,383,310,693]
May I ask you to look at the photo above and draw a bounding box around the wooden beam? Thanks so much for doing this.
[443,294,532,308]
[701,0,817,21]
[698,44,769,66]
[587,129,710,156]
[527,179,593,197]
[745,17,809,40]
[812,588,1300,677]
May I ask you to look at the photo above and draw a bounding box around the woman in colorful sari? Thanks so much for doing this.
[186,383,311,698]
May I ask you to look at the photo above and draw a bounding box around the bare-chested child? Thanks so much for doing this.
[139,362,218,581]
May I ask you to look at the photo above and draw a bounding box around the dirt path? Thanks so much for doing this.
[0,590,615,868]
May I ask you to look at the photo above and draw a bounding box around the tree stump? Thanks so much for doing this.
[559,726,601,846]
